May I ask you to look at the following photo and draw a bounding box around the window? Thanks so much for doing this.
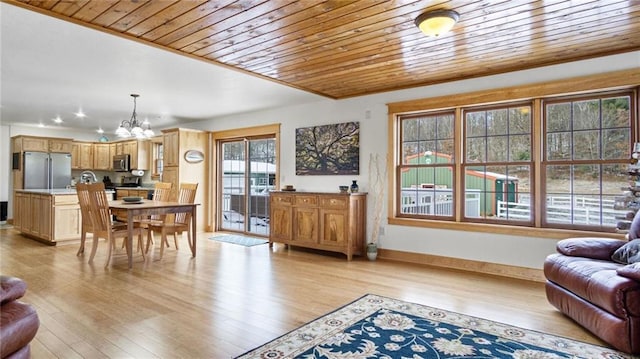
[463,103,533,224]
[543,92,632,231]
[392,83,637,234]
[151,141,163,179]
[399,112,455,219]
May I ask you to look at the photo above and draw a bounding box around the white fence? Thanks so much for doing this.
[402,188,625,226]
[496,196,626,225]
[400,188,481,217]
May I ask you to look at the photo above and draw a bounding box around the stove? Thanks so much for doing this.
[120,176,141,187]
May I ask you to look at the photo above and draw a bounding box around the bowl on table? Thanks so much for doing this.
[122,196,143,203]
[339,186,349,193]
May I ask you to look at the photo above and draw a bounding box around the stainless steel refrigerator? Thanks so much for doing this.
[23,152,72,189]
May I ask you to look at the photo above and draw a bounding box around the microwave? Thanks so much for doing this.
[112,154,130,172]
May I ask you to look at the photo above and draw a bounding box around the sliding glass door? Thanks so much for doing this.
[219,137,276,236]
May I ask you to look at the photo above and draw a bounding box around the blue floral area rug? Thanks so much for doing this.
[209,234,268,247]
[236,294,632,359]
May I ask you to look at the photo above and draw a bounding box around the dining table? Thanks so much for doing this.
[109,199,199,268]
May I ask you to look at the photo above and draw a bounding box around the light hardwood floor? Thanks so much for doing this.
[0,227,605,358]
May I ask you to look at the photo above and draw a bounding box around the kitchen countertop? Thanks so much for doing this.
[15,188,115,195]
[114,186,154,190]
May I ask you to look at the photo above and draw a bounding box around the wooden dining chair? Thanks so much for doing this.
[76,183,127,260]
[129,182,173,248]
[146,183,198,259]
[85,182,146,267]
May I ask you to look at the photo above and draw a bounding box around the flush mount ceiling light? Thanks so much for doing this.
[415,9,460,37]
[115,94,154,139]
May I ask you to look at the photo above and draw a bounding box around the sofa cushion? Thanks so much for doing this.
[556,237,625,260]
[544,253,640,317]
[612,239,640,264]
[617,262,640,281]
[0,276,26,304]
[629,210,640,240]
[0,301,39,358]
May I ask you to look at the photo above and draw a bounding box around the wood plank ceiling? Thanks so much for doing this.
[7,0,640,99]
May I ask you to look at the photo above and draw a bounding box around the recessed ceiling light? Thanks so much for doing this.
[38,123,45,128]
[75,110,86,118]
[53,116,63,123]
[97,128,104,134]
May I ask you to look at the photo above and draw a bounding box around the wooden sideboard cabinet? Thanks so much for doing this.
[269,191,367,260]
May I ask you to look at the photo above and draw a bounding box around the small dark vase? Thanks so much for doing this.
[350,180,359,193]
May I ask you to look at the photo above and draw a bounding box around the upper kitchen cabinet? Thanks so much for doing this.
[73,142,94,170]
[163,130,179,167]
[115,140,150,170]
[48,139,73,153]
[12,135,73,153]
[93,143,111,170]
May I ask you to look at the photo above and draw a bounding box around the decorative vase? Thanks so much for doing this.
[350,180,359,193]
[366,243,377,261]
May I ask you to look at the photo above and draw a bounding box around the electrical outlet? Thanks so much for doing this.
[379,226,385,235]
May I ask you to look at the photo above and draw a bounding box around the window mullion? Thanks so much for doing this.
[533,98,543,227]
[454,107,463,222]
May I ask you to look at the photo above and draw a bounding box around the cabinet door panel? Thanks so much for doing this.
[93,144,111,170]
[293,207,318,243]
[162,166,179,200]
[320,210,348,247]
[54,205,81,240]
[49,140,72,153]
[163,132,179,167]
[270,205,292,240]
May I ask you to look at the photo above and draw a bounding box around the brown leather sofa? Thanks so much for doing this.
[0,276,40,359]
[544,237,640,354]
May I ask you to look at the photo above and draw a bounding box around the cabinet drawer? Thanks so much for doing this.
[272,194,293,205]
[321,196,348,209]
[294,195,318,207]
[55,195,78,205]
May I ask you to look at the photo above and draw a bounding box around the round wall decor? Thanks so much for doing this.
[184,150,204,163]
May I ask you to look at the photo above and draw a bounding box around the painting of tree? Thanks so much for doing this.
[296,122,359,175]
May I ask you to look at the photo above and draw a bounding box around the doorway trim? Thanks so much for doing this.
[211,124,281,233]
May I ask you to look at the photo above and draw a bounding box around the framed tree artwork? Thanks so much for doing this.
[296,121,360,175]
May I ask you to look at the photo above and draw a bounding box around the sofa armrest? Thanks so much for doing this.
[617,263,640,281]
[556,237,626,260]
[0,276,27,304]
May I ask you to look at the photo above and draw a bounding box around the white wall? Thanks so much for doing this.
[3,52,638,269]
[187,52,640,270]
[0,125,10,211]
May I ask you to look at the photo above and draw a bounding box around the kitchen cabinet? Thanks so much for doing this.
[130,140,150,170]
[115,140,150,170]
[269,191,367,260]
[53,194,81,240]
[13,191,53,242]
[93,143,111,170]
[78,142,94,169]
[14,190,84,244]
[163,131,179,167]
[71,141,94,169]
[14,136,48,152]
[12,136,73,153]
[49,139,73,153]
[71,143,81,169]
[161,129,207,230]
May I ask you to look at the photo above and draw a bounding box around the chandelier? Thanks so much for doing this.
[115,94,154,138]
